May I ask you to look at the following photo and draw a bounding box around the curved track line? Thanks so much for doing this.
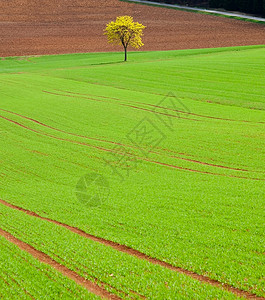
[1,115,264,181]
[62,90,265,125]
[0,108,258,174]
[0,228,120,300]
[43,90,199,122]
[61,82,265,121]
[142,157,265,181]
[0,108,134,149]
[0,199,263,300]
[141,102,265,125]
[151,150,249,172]
[0,115,114,154]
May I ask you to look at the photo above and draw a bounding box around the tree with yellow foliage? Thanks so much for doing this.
[104,16,146,62]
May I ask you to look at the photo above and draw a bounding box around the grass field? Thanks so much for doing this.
[0,234,98,299]
[0,45,264,299]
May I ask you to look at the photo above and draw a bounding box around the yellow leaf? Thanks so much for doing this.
[104,16,146,61]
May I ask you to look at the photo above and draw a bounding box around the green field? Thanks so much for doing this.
[0,234,98,299]
[0,45,264,299]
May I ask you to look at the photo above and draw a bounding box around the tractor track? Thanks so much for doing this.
[1,113,264,181]
[0,227,121,300]
[0,198,264,299]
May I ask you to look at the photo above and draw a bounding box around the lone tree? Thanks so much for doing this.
[104,16,145,62]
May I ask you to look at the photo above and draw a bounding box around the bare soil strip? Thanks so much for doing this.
[1,0,265,57]
[0,199,264,299]
[0,228,121,300]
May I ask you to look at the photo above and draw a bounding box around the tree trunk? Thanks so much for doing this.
[124,46,127,62]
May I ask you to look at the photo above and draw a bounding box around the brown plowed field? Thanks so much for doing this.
[0,0,265,57]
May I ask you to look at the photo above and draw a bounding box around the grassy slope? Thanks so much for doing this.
[0,235,97,299]
[0,204,239,299]
[0,45,264,297]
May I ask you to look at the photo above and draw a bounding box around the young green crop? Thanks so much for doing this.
[0,235,98,299]
[0,203,241,299]
[0,46,264,297]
